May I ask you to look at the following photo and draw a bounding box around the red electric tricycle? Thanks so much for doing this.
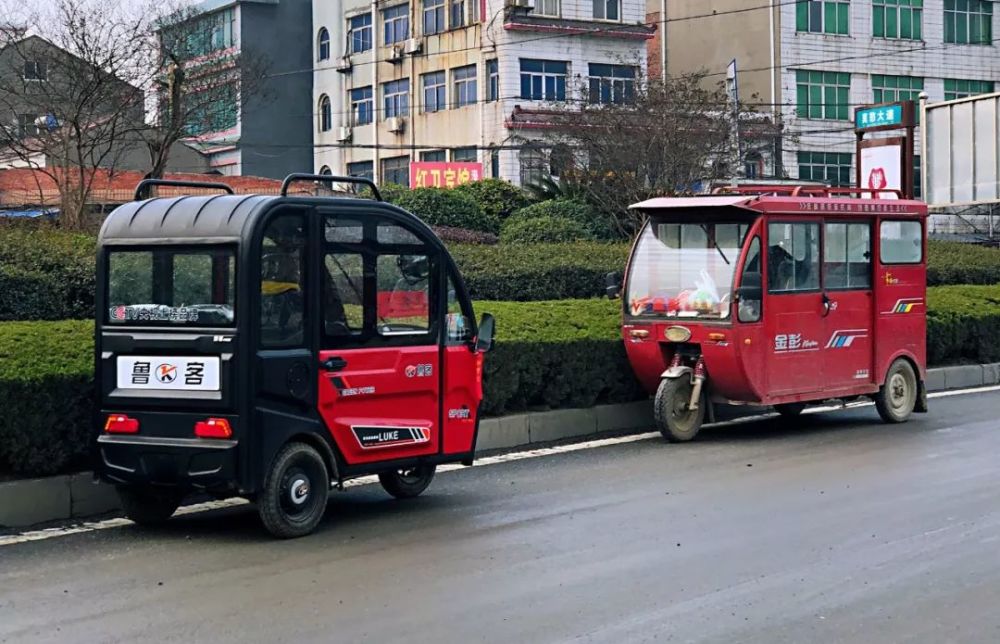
[609,187,928,441]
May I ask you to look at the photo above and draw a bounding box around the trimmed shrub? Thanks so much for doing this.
[430,225,499,245]
[926,285,1000,365]
[927,240,1000,286]
[390,187,500,234]
[500,215,596,244]
[453,179,531,221]
[0,226,94,320]
[508,199,618,240]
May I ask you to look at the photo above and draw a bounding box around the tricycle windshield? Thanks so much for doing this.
[106,246,235,326]
[627,220,750,319]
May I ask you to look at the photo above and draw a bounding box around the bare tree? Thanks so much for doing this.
[0,0,150,228]
[539,72,779,237]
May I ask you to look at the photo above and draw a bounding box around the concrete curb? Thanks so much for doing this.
[3,363,998,529]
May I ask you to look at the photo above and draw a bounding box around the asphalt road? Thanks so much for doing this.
[3,391,1000,643]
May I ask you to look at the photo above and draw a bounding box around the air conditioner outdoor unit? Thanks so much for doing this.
[387,45,405,63]
[507,0,532,8]
[336,56,352,73]
[386,117,406,134]
[336,126,353,142]
[403,38,423,55]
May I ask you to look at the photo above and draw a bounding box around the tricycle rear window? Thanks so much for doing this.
[627,221,749,319]
[107,247,235,326]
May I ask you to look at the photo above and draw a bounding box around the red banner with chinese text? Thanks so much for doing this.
[409,162,484,189]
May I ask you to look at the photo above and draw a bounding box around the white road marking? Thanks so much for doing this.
[1,383,997,548]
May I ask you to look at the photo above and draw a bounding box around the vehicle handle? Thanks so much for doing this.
[821,293,832,317]
[322,356,348,371]
[133,179,235,201]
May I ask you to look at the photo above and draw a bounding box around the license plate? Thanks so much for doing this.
[116,356,221,391]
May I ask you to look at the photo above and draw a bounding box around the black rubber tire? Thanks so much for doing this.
[875,359,918,424]
[654,377,705,442]
[775,403,806,418]
[118,486,183,526]
[258,442,329,539]
[379,464,436,499]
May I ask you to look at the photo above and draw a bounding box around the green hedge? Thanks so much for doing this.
[500,215,596,244]
[507,199,618,240]
[926,285,1000,365]
[927,240,1000,286]
[388,187,500,234]
[453,179,531,221]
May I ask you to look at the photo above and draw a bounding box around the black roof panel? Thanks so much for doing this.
[98,194,277,244]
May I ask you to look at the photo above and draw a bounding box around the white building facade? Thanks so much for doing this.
[313,0,653,185]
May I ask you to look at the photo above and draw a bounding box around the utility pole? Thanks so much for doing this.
[726,59,741,186]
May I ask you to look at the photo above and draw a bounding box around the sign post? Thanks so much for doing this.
[853,101,916,199]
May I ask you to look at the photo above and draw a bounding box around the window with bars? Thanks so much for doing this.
[520,59,568,102]
[486,59,499,101]
[382,156,410,185]
[383,4,410,45]
[944,0,993,44]
[795,70,850,120]
[796,0,850,35]
[422,71,446,112]
[534,0,559,16]
[798,151,853,187]
[944,78,995,100]
[453,147,477,162]
[424,0,446,35]
[872,75,923,103]
[588,63,636,104]
[351,86,374,125]
[350,13,373,53]
[383,78,410,118]
[873,0,922,39]
[452,65,477,108]
[17,114,40,138]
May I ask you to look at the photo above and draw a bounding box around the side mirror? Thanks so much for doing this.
[605,271,622,300]
[475,313,495,353]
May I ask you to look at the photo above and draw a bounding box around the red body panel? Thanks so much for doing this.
[441,347,483,454]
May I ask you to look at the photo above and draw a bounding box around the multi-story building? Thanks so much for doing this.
[656,0,1000,195]
[314,0,654,185]
[159,0,313,178]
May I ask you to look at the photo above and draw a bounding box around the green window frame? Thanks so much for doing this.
[871,75,923,103]
[796,0,850,35]
[796,70,850,120]
[944,78,995,100]
[798,151,853,187]
[873,0,922,40]
[944,0,993,45]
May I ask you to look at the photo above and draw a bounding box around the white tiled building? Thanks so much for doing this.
[313,0,653,185]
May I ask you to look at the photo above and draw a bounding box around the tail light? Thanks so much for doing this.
[194,418,233,439]
[105,414,139,434]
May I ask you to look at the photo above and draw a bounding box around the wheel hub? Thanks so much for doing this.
[890,374,907,406]
[289,477,310,505]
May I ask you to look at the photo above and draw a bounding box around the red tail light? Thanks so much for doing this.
[104,414,139,434]
[194,418,232,439]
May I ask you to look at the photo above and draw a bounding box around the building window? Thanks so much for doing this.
[384,4,410,44]
[451,0,465,27]
[798,151,852,187]
[351,86,374,125]
[347,160,374,179]
[486,59,499,101]
[796,0,850,35]
[383,78,410,118]
[23,60,47,81]
[452,65,477,108]
[421,150,447,161]
[873,0,922,40]
[490,148,501,178]
[588,63,636,104]
[520,59,568,102]
[422,71,446,112]
[593,0,620,21]
[533,0,560,16]
[795,70,850,120]
[872,75,923,103]
[424,0,446,35]
[185,83,238,135]
[519,148,548,185]
[453,147,477,162]
[350,13,373,53]
[318,27,331,61]
[944,78,995,100]
[17,114,40,138]
[319,94,333,132]
[319,165,333,176]
[382,156,410,186]
[944,0,992,44]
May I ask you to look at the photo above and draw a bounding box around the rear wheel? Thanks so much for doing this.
[118,486,183,526]
[379,465,436,499]
[775,403,806,418]
[875,359,918,424]
[258,442,329,539]
[654,377,705,442]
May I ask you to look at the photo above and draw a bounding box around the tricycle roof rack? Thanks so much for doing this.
[710,185,906,199]
[132,174,383,202]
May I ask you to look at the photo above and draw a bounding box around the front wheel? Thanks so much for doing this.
[875,359,918,424]
[258,442,329,539]
[379,465,436,499]
[118,486,183,526]
[654,377,705,442]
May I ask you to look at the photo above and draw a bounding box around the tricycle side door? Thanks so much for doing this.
[821,220,875,390]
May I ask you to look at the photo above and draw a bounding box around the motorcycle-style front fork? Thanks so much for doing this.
[668,353,707,411]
